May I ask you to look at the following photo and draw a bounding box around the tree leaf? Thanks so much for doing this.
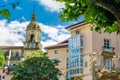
[0,9,10,19]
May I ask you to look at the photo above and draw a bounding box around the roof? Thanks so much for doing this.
[58,39,68,44]
[27,11,40,30]
[45,40,68,49]
[65,21,88,30]
[27,21,40,30]
[0,46,23,49]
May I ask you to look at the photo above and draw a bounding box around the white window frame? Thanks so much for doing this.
[105,59,111,73]
[104,39,110,51]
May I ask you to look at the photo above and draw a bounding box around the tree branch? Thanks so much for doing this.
[90,0,120,33]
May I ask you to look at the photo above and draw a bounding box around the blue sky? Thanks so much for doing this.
[0,0,83,50]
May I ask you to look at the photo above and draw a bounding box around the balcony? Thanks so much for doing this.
[102,46,115,57]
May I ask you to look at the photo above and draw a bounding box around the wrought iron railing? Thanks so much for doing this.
[102,46,115,53]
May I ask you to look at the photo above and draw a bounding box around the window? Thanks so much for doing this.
[104,39,110,50]
[15,52,19,57]
[81,49,83,53]
[30,34,34,42]
[73,37,76,48]
[80,57,83,67]
[29,43,34,48]
[85,61,88,67]
[76,30,80,34]
[80,36,84,47]
[2,76,5,79]
[77,69,79,74]
[36,43,38,48]
[3,70,5,73]
[80,68,83,73]
[69,39,72,49]
[67,58,69,68]
[105,59,111,73]
[76,58,79,67]
[76,35,80,47]
[67,71,71,80]
[54,50,59,54]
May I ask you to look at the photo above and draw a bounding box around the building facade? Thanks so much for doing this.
[45,40,69,80]
[45,21,120,80]
[0,11,42,80]
[66,22,120,80]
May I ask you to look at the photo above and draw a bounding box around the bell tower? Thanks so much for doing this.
[24,9,42,56]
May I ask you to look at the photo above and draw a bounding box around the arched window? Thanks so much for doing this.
[30,34,34,42]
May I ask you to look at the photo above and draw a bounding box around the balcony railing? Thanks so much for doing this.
[102,46,115,52]
[102,46,115,57]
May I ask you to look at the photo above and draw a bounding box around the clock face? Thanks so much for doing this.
[29,43,33,48]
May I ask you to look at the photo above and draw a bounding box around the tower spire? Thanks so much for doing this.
[31,5,36,22]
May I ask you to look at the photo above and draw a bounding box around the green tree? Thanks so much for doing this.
[0,1,19,19]
[11,50,61,80]
[57,0,120,34]
[0,49,5,67]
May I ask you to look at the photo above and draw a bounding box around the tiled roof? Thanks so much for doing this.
[45,42,68,49]
[0,46,23,49]
[65,21,88,30]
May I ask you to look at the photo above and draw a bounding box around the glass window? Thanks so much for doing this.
[69,38,72,49]
[77,69,79,74]
[2,76,5,79]
[29,43,34,48]
[75,69,77,74]
[80,36,84,47]
[105,59,111,72]
[76,30,80,34]
[75,60,77,67]
[73,70,75,74]
[76,58,79,67]
[54,50,59,54]
[76,35,80,47]
[104,39,110,50]
[70,70,72,75]
[73,37,76,48]
[80,57,83,67]
[67,58,69,68]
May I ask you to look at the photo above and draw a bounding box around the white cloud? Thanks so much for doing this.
[0,20,28,46]
[40,23,70,42]
[36,0,65,12]
[0,20,70,51]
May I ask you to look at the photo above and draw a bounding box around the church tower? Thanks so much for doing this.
[24,10,42,56]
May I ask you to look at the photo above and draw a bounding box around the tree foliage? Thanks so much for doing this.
[0,49,5,67]
[56,0,120,34]
[0,1,19,19]
[11,50,61,80]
